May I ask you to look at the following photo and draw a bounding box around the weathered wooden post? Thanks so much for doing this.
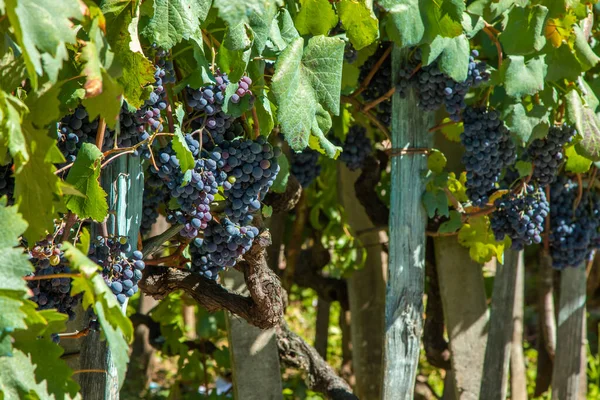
[382,45,434,399]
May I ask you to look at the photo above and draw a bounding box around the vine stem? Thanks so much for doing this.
[443,187,465,213]
[72,369,106,375]
[363,86,396,113]
[60,212,78,242]
[483,22,503,68]
[251,107,260,139]
[95,118,106,151]
[341,95,390,139]
[58,328,91,339]
[428,120,459,133]
[351,45,392,99]
[573,173,584,211]
[23,273,81,281]
[55,162,74,175]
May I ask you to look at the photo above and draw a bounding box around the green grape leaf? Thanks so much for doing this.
[499,5,548,56]
[77,227,91,255]
[441,0,465,22]
[545,44,582,82]
[177,36,215,90]
[503,102,550,144]
[565,144,592,173]
[447,172,468,203]
[427,149,447,173]
[65,143,108,221]
[337,0,379,50]
[515,160,533,178]
[271,153,290,194]
[422,34,470,82]
[0,55,27,93]
[423,189,449,218]
[5,0,81,88]
[272,36,344,152]
[420,0,463,41]
[309,105,341,158]
[0,91,28,167]
[458,215,508,264]
[268,8,300,52]
[440,119,462,142]
[13,310,79,399]
[438,210,462,234]
[0,349,51,398]
[103,0,156,108]
[500,55,546,98]
[467,0,513,21]
[247,0,277,56]
[64,243,133,389]
[380,0,424,47]
[573,24,600,71]
[172,128,195,173]
[82,69,123,129]
[261,204,273,218]
[15,123,63,242]
[294,0,338,36]
[141,0,211,50]
[218,23,253,83]
[566,89,600,161]
[248,60,275,136]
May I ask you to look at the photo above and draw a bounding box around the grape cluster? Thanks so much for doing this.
[339,126,372,171]
[219,136,281,224]
[190,219,259,279]
[526,124,576,186]
[0,164,14,203]
[57,107,101,163]
[26,235,81,319]
[231,76,253,104]
[398,50,490,121]
[490,184,549,250]
[549,177,600,268]
[88,236,144,305]
[135,66,168,132]
[290,150,321,188]
[186,72,233,133]
[358,45,392,126]
[461,107,516,206]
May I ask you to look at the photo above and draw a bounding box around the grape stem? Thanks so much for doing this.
[251,106,260,139]
[58,327,91,339]
[351,45,392,99]
[341,95,390,139]
[362,86,396,113]
[443,187,465,214]
[95,118,106,151]
[23,273,81,281]
[426,230,458,237]
[72,369,106,375]
[60,212,78,242]
[428,120,459,133]
[573,173,584,210]
[483,22,503,68]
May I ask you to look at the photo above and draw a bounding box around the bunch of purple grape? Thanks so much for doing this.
[549,177,600,268]
[358,45,392,126]
[290,149,321,188]
[88,236,145,305]
[339,126,372,171]
[26,235,81,320]
[526,124,576,186]
[134,66,168,132]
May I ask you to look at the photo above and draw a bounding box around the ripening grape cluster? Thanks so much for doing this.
[26,235,81,319]
[526,124,575,186]
[490,185,549,250]
[57,107,101,163]
[290,149,321,188]
[549,177,600,268]
[358,45,392,126]
[88,236,145,305]
[397,49,490,121]
[135,66,168,132]
[339,126,372,171]
[461,107,516,206]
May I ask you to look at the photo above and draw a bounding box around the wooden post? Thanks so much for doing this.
[552,265,587,400]
[314,298,331,359]
[479,250,523,400]
[338,165,386,399]
[382,45,434,399]
[510,252,527,400]
[79,155,144,399]
[434,236,489,399]
[223,269,283,400]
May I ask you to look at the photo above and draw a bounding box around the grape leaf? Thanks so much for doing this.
[545,43,582,82]
[380,0,424,47]
[565,144,592,173]
[247,0,277,56]
[499,5,548,56]
[4,0,81,88]
[172,128,195,174]
[566,89,600,161]
[467,0,514,21]
[515,160,533,178]
[13,310,79,399]
[438,210,462,234]
[500,55,546,98]
[420,0,463,42]
[271,153,289,194]
[65,143,108,221]
[309,104,341,158]
[0,349,51,398]
[458,215,507,264]
[272,36,344,153]
[337,0,379,50]
[82,69,124,129]
[218,23,253,82]
[423,34,470,82]
[423,189,449,218]
[141,0,211,50]
[427,149,447,173]
[545,15,576,47]
[503,102,550,144]
[64,243,133,389]
[77,227,91,255]
[103,0,156,108]
[294,0,338,36]
[213,0,268,28]
[440,0,465,22]
[0,91,28,167]
[15,123,63,242]
[573,24,600,71]
[261,204,273,218]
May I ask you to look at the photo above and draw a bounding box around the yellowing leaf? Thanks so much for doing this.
[458,216,508,264]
